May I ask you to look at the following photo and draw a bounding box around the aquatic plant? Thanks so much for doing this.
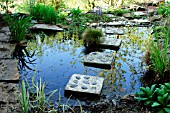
[4,14,32,42]
[82,28,103,47]
[136,82,170,113]
[149,26,170,81]
[17,80,30,113]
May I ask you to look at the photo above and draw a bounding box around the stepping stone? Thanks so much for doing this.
[30,24,63,31]
[83,52,116,69]
[0,42,16,59]
[106,21,125,26]
[100,37,122,49]
[105,28,124,35]
[134,11,147,16]
[65,74,104,98]
[0,59,20,82]
[130,19,150,24]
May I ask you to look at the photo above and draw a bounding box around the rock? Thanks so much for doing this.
[90,23,98,27]
[0,27,11,42]
[100,37,122,49]
[0,42,16,59]
[123,13,132,18]
[0,82,20,113]
[0,59,20,81]
[105,28,124,35]
[106,21,125,26]
[83,52,116,69]
[149,15,161,22]
[65,74,104,97]
[30,24,63,31]
[134,11,147,16]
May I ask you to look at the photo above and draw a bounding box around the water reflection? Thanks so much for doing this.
[19,27,152,105]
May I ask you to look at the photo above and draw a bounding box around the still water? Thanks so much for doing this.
[18,27,152,105]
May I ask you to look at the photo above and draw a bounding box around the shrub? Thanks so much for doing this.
[136,83,170,113]
[157,3,170,17]
[82,28,103,47]
[4,14,32,42]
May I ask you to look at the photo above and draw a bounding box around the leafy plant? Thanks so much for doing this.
[0,0,15,13]
[157,3,170,17]
[4,14,32,42]
[17,80,30,113]
[136,83,170,113]
[70,7,82,19]
[149,26,170,80]
[109,8,130,16]
[82,28,103,47]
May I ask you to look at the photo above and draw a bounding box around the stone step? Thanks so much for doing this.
[0,42,16,59]
[83,51,116,69]
[0,59,20,82]
[30,24,63,31]
[100,38,122,50]
[65,74,104,98]
[105,28,124,35]
[0,82,20,113]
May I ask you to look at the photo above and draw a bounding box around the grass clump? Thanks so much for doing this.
[108,8,130,16]
[82,28,103,47]
[4,14,32,42]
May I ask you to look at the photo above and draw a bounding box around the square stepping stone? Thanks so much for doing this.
[30,24,63,31]
[106,21,125,26]
[83,52,116,69]
[0,59,20,82]
[100,37,122,49]
[65,74,104,98]
[105,28,124,35]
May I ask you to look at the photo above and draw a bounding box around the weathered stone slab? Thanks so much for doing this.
[100,37,122,49]
[134,11,147,16]
[105,28,124,35]
[0,82,20,113]
[0,42,16,59]
[106,21,125,26]
[0,27,11,42]
[30,24,63,31]
[130,19,150,24]
[83,52,115,69]
[0,59,20,81]
[65,74,104,97]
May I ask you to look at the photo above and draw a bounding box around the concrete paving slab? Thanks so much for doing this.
[30,24,63,31]
[100,37,122,49]
[83,52,116,69]
[65,74,104,97]
[0,42,16,59]
[0,59,20,81]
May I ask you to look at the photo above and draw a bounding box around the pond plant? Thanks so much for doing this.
[82,28,103,48]
[4,14,32,43]
[136,82,170,113]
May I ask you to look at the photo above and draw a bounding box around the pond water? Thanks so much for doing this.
[18,27,152,106]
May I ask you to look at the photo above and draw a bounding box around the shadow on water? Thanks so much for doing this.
[17,27,152,106]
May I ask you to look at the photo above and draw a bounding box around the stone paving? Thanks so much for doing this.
[0,27,20,113]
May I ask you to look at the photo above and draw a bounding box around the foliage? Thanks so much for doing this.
[157,2,170,17]
[136,82,170,113]
[82,28,103,47]
[70,7,82,21]
[0,0,15,13]
[4,14,32,42]
[149,26,170,80]
[17,80,30,113]
[108,8,130,16]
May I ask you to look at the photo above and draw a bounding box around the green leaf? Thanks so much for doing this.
[152,102,160,107]
[164,108,170,113]
[158,96,164,104]
[158,109,164,113]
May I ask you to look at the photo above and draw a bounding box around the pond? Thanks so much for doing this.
[18,27,152,106]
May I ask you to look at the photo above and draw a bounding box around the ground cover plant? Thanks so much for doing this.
[136,82,170,113]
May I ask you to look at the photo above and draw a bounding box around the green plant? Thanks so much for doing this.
[108,8,130,16]
[4,14,32,42]
[82,28,103,47]
[136,83,170,113]
[70,7,82,19]
[149,26,170,79]
[0,0,15,13]
[17,80,30,113]
[157,3,170,17]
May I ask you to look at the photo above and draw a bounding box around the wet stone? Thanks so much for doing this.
[83,52,116,68]
[0,42,16,59]
[0,59,20,81]
[30,24,63,31]
[100,37,122,48]
[65,74,104,96]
